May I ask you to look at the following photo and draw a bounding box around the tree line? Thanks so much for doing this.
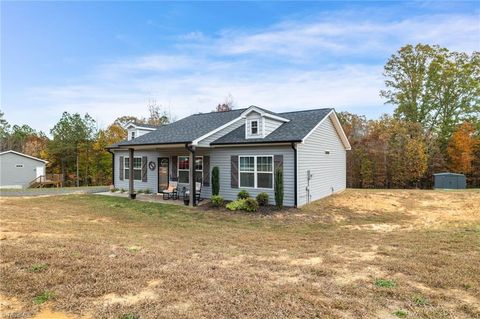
[1,44,478,188]
[340,44,479,188]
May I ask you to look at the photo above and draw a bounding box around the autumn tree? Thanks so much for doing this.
[447,122,479,174]
[381,44,479,149]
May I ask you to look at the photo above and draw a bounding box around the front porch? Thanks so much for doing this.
[111,144,212,207]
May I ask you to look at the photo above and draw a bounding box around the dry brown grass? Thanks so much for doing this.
[0,189,479,319]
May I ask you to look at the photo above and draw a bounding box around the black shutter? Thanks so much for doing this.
[142,156,148,182]
[171,156,178,181]
[203,156,210,186]
[231,155,238,189]
[274,155,283,172]
[119,156,124,181]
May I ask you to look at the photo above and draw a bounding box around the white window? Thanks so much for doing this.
[15,164,24,168]
[251,120,258,135]
[131,131,135,140]
[239,155,273,189]
[125,157,142,180]
[178,156,203,184]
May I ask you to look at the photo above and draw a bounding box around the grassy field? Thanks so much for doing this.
[0,189,479,319]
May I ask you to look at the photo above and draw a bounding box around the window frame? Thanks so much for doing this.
[177,155,203,184]
[238,155,274,190]
[124,156,142,181]
[131,131,135,140]
[250,120,259,135]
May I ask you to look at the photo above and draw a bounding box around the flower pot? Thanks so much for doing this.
[184,198,190,206]
[130,193,137,199]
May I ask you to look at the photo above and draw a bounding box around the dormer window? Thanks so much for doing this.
[131,132,135,140]
[251,121,258,135]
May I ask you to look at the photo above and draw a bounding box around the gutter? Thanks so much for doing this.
[211,139,302,146]
[291,142,298,208]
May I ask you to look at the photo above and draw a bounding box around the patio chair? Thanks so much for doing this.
[162,181,178,200]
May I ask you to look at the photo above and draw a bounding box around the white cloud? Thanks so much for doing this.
[14,10,479,133]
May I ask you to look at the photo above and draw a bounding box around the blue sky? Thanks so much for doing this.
[1,1,479,133]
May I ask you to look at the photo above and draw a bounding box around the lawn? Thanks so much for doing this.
[0,189,479,319]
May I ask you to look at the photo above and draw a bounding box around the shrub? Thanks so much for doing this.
[120,188,126,193]
[274,168,284,208]
[412,294,428,306]
[243,198,259,212]
[137,189,144,194]
[256,192,269,206]
[393,310,407,318]
[212,166,220,196]
[226,199,246,211]
[237,190,250,199]
[144,188,151,194]
[211,195,224,207]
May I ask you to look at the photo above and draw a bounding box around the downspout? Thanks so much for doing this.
[291,142,298,208]
[186,143,196,206]
[107,149,114,187]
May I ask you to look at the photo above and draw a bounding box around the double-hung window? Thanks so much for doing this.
[251,120,258,135]
[239,155,273,189]
[124,157,142,180]
[178,156,203,184]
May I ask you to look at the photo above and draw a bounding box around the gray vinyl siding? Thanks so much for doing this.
[196,119,244,147]
[209,146,295,206]
[0,153,46,189]
[264,117,283,137]
[113,148,212,198]
[297,116,346,206]
[112,145,294,206]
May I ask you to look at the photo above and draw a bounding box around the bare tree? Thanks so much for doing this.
[215,94,235,112]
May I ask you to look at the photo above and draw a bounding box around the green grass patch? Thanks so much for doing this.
[374,279,396,288]
[393,310,408,318]
[121,314,139,319]
[34,290,54,304]
[412,294,428,306]
[29,263,48,273]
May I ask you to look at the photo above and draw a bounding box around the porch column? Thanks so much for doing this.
[188,145,196,207]
[129,148,135,199]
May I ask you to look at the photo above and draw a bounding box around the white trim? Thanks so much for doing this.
[238,155,274,190]
[177,155,203,184]
[124,156,142,181]
[211,142,293,147]
[240,106,290,123]
[124,122,157,131]
[0,150,48,163]
[192,117,243,146]
[301,110,352,150]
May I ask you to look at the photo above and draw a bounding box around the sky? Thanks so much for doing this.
[1,1,479,133]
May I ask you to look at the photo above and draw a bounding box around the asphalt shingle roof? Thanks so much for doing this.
[117,108,246,146]
[211,108,332,145]
[112,107,332,147]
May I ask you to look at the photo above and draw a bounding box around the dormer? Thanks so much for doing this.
[241,106,289,139]
[124,122,157,141]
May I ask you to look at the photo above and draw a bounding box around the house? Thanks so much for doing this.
[0,150,48,189]
[107,106,351,207]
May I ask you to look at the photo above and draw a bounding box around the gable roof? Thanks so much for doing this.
[124,122,159,130]
[117,109,245,146]
[211,108,332,145]
[111,106,349,149]
[0,150,48,163]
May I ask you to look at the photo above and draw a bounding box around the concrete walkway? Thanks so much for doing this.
[0,186,110,197]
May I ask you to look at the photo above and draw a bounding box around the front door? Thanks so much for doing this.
[158,157,169,192]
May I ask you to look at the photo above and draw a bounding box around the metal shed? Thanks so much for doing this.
[433,173,466,189]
